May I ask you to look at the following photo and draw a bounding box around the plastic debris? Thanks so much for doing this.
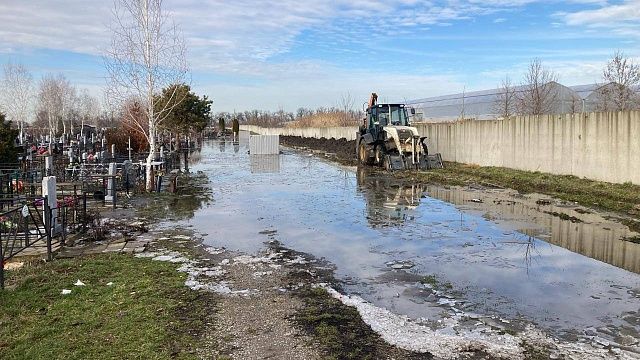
[61,289,71,295]
[106,282,114,286]
[74,279,86,286]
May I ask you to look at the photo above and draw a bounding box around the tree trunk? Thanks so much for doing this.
[18,121,24,144]
[146,123,156,191]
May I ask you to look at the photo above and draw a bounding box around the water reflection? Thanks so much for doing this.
[425,186,640,274]
[357,168,425,228]
[250,155,280,173]
[219,140,226,153]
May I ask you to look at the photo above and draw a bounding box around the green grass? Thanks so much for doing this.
[396,162,640,230]
[0,253,213,360]
[419,275,452,291]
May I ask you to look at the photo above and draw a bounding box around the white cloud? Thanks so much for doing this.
[0,0,560,72]
[0,0,635,111]
[558,0,640,35]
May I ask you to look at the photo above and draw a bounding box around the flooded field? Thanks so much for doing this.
[182,138,640,352]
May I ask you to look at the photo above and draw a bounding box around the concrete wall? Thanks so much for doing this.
[242,111,640,184]
[241,124,358,141]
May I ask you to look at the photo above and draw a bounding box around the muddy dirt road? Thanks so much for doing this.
[181,136,640,358]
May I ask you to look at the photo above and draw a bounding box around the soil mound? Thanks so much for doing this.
[281,136,357,166]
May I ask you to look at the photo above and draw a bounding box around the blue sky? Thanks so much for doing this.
[0,0,638,112]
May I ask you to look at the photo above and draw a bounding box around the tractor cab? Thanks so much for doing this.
[367,104,411,128]
[365,104,415,141]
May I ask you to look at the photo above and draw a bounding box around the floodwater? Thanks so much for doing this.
[183,137,640,347]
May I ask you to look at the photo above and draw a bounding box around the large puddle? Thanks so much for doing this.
[183,138,640,348]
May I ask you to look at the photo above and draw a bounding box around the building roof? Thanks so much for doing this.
[406,82,634,121]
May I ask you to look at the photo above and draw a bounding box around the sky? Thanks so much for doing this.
[0,0,638,112]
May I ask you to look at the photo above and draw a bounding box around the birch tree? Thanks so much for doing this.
[602,51,640,111]
[517,59,558,115]
[37,74,64,141]
[1,62,34,143]
[105,0,189,191]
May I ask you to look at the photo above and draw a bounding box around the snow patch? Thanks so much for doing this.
[320,285,635,360]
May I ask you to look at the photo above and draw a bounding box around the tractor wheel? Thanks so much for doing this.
[358,142,373,165]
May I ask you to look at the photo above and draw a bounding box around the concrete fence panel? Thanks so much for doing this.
[249,135,280,155]
[241,111,640,184]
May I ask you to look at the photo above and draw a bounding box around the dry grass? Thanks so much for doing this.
[286,112,360,128]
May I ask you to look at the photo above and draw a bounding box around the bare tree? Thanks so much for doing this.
[339,93,355,126]
[1,62,34,143]
[60,81,77,136]
[493,75,516,119]
[602,51,640,111]
[568,94,582,114]
[105,0,189,191]
[37,73,66,141]
[594,83,615,112]
[77,89,100,136]
[517,59,559,115]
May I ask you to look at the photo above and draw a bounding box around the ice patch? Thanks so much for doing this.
[385,260,415,270]
[135,251,160,258]
[205,247,225,255]
[320,285,634,359]
[232,253,279,265]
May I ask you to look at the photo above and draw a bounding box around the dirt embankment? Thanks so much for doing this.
[280,136,357,166]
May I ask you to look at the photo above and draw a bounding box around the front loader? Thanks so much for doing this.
[355,93,443,171]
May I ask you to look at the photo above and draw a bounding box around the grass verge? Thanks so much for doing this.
[396,162,640,231]
[293,286,431,360]
[0,253,214,360]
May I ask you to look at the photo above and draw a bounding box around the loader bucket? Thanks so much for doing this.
[385,155,407,171]
[384,154,443,171]
[425,153,444,169]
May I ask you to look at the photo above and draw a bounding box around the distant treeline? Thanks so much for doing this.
[214,106,363,128]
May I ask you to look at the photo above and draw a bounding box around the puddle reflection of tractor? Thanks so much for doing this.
[356,93,443,171]
[357,168,426,227]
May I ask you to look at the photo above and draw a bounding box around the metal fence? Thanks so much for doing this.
[0,194,84,289]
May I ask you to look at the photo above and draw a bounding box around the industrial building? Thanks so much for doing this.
[406,82,638,121]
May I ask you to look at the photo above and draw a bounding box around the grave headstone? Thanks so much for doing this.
[41,176,58,233]
[105,162,117,204]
